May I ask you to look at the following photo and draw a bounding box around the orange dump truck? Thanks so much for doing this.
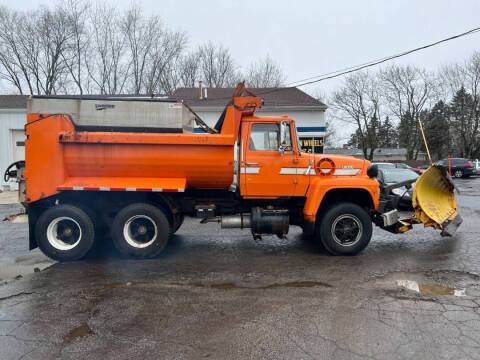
[4,84,462,261]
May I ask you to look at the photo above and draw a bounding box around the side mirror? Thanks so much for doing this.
[279,121,288,155]
[367,164,378,178]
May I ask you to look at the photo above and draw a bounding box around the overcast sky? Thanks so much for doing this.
[2,0,480,141]
[4,0,479,95]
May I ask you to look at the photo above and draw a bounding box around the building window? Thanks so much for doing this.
[298,137,324,153]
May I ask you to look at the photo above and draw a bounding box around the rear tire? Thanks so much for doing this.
[317,202,372,256]
[111,203,171,258]
[35,204,95,261]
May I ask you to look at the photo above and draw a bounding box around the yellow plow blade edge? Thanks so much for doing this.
[411,164,463,236]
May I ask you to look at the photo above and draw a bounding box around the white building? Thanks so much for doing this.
[0,96,26,191]
[170,87,327,153]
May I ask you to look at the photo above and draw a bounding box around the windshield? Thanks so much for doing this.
[375,163,395,169]
[382,169,419,183]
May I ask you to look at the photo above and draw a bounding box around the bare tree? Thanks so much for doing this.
[245,55,285,87]
[122,5,159,94]
[144,26,186,94]
[198,42,238,87]
[179,51,202,88]
[86,3,129,94]
[0,7,30,94]
[332,71,382,160]
[120,4,186,95]
[441,53,480,158]
[0,5,74,95]
[60,0,90,94]
[33,6,74,94]
[381,65,436,159]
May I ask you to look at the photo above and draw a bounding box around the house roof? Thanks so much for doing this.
[0,88,325,110]
[170,87,327,108]
[0,95,27,109]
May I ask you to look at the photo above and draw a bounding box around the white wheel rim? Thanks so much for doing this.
[455,170,462,178]
[46,217,82,251]
[331,214,363,247]
[123,215,158,249]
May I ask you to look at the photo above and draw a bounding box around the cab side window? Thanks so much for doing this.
[249,124,279,151]
[249,123,292,151]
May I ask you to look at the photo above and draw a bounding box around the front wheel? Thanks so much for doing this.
[111,203,171,258]
[317,202,372,256]
[454,169,463,178]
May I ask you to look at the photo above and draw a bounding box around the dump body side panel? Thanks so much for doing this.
[25,114,72,203]
[25,113,236,204]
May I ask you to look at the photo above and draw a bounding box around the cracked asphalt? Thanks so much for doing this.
[1,177,480,359]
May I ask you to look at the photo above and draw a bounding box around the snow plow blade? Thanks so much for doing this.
[410,164,462,236]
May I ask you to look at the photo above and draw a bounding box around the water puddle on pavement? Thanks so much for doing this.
[396,279,466,296]
[63,323,93,343]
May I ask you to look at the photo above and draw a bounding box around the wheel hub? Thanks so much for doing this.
[46,217,82,250]
[123,215,158,248]
[331,214,363,247]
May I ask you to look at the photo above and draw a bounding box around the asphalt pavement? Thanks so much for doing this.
[1,178,480,359]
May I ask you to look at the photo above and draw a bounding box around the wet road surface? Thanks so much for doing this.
[1,178,480,359]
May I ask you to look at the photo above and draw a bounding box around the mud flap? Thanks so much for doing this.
[407,164,462,236]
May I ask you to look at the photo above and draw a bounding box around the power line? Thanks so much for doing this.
[285,26,480,88]
[180,25,480,102]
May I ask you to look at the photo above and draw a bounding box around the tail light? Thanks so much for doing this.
[466,163,473,168]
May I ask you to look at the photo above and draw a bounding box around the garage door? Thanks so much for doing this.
[11,129,25,162]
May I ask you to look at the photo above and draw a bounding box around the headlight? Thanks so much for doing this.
[391,187,407,196]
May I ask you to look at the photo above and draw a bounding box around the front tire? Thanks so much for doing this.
[35,204,95,261]
[454,169,463,178]
[111,203,171,258]
[317,202,372,256]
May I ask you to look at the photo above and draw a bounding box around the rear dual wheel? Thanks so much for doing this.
[111,203,171,258]
[35,204,95,261]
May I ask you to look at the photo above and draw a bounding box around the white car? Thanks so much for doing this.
[474,159,480,175]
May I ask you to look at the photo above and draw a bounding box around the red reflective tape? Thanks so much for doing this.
[57,186,73,191]
[57,187,183,192]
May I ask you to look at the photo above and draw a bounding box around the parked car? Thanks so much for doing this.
[373,162,425,175]
[392,163,425,175]
[373,162,395,169]
[377,168,419,208]
[435,158,474,178]
[417,164,430,170]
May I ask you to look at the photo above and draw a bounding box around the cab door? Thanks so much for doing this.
[242,122,298,197]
